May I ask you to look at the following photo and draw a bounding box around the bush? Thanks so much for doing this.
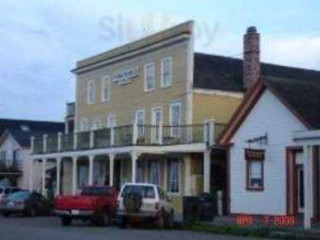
[184,222,270,238]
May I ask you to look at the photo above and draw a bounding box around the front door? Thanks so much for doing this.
[296,166,304,213]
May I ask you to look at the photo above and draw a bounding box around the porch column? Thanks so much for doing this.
[41,158,47,196]
[29,159,34,191]
[56,157,62,196]
[131,152,139,183]
[184,155,192,195]
[109,154,115,186]
[72,156,78,195]
[304,145,313,229]
[88,155,94,186]
[203,149,211,193]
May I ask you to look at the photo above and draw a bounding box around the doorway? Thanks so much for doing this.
[296,166,304,213]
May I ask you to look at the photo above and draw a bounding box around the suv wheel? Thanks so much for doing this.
[156,212,165,229]
[61,217,72,226]
[166,211,174,228]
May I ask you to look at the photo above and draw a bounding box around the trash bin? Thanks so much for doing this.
[183,196,200,223]
[198,192,217,222]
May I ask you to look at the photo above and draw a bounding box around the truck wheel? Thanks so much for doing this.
[61,217,72,226]
[98,213,110,226]
[2,212,10,217]
[118,217,127,229]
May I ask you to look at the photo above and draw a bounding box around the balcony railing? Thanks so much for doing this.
[31,121,226,154]
[0,160,21,174]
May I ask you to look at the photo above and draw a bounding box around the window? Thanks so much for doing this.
[13,149,20,165]
[167,159,179,193]
[247,160,264,190]
[0,151,6,162]
[161,57,172,87]
[78,165,89,189]
[91,119,102,130]
[170,102,181,137]
[152,107,162,143]
[144,62,155,91]
[135,110,145,137]
[136,161,144,183]
[121,185,155,199]
[149,160,160,186]
[107,115,117,128]
[101,76,110,102]
[80,119,89,131]
[87,80,96,104]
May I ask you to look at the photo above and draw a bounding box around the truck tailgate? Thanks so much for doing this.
[55,196,98,210]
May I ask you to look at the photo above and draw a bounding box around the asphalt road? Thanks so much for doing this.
[0,216,274,240]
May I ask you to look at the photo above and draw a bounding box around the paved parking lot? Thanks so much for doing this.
[0,216,274,240]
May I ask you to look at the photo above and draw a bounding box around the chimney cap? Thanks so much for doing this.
[247,26,257,34]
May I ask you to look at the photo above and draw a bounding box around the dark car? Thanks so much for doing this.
[0,190,51,217]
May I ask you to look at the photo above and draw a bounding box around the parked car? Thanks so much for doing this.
[117,183,174,228]
[0,190,51,217]
[0,187,20,201]
[54,186,118,226]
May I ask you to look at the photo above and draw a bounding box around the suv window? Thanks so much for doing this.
[4,188,11,194]
[121,185,155,199]
[157,187,165,200]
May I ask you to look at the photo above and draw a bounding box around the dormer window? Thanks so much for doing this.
[20,125,30,131]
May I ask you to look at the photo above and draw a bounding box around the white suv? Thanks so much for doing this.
[117,183,174,228]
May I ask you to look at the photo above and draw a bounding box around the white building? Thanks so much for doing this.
[220,76,320,229]
[0,119,64,191]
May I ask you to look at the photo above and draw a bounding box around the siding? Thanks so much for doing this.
[192,92,243,124]
[229,90,307,215]
[76,40,189,129]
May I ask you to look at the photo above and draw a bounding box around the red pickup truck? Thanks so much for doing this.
[54,186,117,226]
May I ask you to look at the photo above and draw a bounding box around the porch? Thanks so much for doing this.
[292,130,320,229]
[30,122,226,214]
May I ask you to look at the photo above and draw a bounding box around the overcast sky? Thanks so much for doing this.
[0,0,320,121]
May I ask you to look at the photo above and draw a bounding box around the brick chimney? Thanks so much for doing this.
[243,26,260,91]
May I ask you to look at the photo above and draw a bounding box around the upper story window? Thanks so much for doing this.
[13,149,20,164]
[170,102,181,137]
[101,76,110,102]
[80,119,90,132]
[107,114,117,128]
[161,57,172,88]
[144,62,155,92]
[91,119,102,130]
[135,109,145,137]
[87,80,96,104]
[0,151,6,162]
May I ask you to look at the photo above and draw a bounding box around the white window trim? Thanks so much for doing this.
[161,57,172,88]
[87,80,96,105]
[151,106,163,125]
[169,102,181,137]
[80,119,89,132]
[135,109,145,124]
[107,114,117,128]
[91,119,102,130]
[167,158,181,194]
[144,61,155,92]
[101,75,111,102]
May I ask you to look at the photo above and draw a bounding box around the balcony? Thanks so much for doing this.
[31,122,226,155]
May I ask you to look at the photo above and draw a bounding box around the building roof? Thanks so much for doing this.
[0,119,64,148]
[266,76,320,129]
[193,53,320,92]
